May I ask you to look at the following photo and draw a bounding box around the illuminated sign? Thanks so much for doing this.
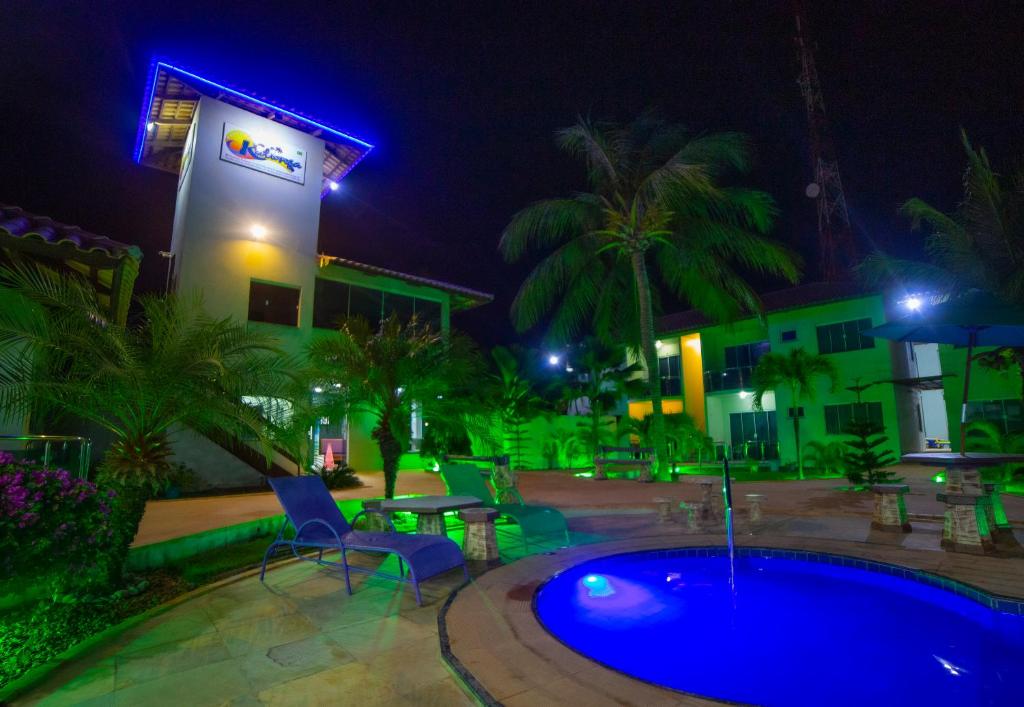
[220,122,306,184]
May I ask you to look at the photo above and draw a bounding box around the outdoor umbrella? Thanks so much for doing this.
[863,291,1024,454]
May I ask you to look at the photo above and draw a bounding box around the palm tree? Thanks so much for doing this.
[964,420,1024,483]
[307,315,475,498]
[751,348,838,479]
[500,115,799,474]
[861,131,1024,396]
[0,262,291,581]
[618,411,710,467]
[557,337,644,460]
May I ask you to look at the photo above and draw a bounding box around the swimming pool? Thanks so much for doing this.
[534,548,1024,706]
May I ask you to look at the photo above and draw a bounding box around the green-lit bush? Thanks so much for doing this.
[0,453,117,593]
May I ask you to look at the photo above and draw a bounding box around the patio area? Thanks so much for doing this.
[17,467,1024,706]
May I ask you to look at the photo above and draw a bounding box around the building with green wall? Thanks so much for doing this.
[629,282,1020,469]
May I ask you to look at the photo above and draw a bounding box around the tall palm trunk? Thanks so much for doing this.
[374,412,403,499]
[631,251,668,475]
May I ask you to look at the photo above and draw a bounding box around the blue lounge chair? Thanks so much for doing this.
[261,476,468,605]
[440,463,570,552]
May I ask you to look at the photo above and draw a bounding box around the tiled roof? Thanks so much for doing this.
[657,281,871,333]
[319,255,493,310]
[0,205,142,262]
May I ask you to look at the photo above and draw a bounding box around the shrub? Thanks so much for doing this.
[0,452,117,593]
[842,420,898,486]
[314,464,361,490]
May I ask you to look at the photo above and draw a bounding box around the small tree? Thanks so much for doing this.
[489,346,547,469]
[842,420,898,486]
[803,440,846,477]
[751,348,838,479]
[307,315,475,498]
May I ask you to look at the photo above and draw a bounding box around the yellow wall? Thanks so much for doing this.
[628,399,684,419]
[681,333,705,430]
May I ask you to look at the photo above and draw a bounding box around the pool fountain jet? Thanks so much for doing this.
[722,458,735,591]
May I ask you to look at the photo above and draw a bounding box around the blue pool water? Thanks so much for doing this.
[534,550,1024,706]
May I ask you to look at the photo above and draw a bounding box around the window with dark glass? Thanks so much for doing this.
[248,281,300,327]
[658,354,682,396]
[724,341,770,368]
[414,298,443,330]
[382,292,415,324]
[824,402,884,434]
[816,318,875,354]
[729,411,778,459]
[965,399,1024,434]
[312,278,350,329]
[348,285,382,325]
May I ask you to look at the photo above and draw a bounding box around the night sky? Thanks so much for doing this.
[2,1,1022,347]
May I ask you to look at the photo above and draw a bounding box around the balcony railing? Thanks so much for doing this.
[704,366,756,393]
[713,440,780,462]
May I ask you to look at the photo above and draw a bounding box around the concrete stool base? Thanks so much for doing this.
[871,484,912,533]
[459,507,500,562]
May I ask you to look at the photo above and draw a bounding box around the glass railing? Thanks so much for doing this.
[713,440,780,462]
[0,434,92,478]
[704,366,757,392]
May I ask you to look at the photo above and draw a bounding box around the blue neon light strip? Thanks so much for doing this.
[132,59,374,166]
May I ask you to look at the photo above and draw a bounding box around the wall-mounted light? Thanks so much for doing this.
[903,295,923,312]
[655,340,663,349]
[547,354,560,366]
[738,391,750,400]
[146,121,155,132]
[249,224,267,239]
[313,386,324,393]
[328,181,340,192]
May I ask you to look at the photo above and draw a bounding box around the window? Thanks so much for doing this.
[824,402,884,434]
[348,285,383,325]
[724,341,770,368]
[312,279,349,329]
[966,399,1024,434]
[781,329,797,342]
[816,318,875,354]
[658,354,682,396]
[729,411,778,460]
[248,281,300,326]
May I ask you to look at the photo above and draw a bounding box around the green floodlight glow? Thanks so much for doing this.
[932,472,946,484]
[574,471,594,478]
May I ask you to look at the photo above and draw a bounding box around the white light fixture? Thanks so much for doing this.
[332,383,342,389]
[548,354,560,366]
[566,366,575,373]
[249,224,267,239]
[313,386,324,393]
[738,391,750,400]
[146,121,155,132]
[655,340,663,349]
[904,295,923,311]
[328,180,340,192]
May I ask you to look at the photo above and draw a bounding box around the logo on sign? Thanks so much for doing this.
[220,122,306,184]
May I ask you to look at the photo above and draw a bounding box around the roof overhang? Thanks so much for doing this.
[134,60,373,197]
[318,255,493,311]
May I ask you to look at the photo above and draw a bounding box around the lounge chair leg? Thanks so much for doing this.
[259,542,278,582]
[341,547,353,596]
[317,548,324,562]
[398,557,405,577]
[462,563,470,582]
[413,580,423,606]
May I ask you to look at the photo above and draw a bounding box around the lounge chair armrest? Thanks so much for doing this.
[351,509,397,532]
[294,518,344,545]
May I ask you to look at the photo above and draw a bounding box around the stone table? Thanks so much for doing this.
[745,493,765,523]
[372,495,483,537]
[902,453,1024,555]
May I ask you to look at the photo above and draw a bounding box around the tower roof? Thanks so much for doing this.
[134,60,373,196]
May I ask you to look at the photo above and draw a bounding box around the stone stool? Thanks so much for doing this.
[653,497,674,523]
[870,484,912,533]
[459,507,500,562]
[359,499,393,532]
[698,481,721,524]
[937,492,994,554]
[745,494,765,523]
[680,502,700,530]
